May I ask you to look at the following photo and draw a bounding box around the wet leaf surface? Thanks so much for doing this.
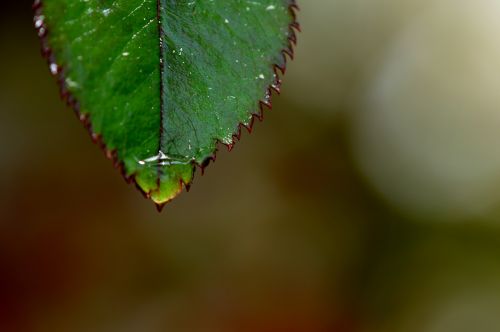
[34,0,298,207]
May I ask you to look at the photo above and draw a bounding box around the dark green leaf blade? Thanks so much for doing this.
[34,0,298,206]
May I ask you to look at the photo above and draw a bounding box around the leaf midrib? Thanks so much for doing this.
[157,0,166,186]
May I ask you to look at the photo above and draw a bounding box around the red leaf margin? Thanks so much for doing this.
[33,0,300,211]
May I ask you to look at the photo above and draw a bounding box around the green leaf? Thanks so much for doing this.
[34,0,298,207]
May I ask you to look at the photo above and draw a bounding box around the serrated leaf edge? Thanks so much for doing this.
[33,0,300,211]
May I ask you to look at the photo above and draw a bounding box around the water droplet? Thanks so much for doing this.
[50,63,59,75]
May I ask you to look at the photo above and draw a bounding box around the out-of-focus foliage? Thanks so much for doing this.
[1,0,500,331]
[352,0,500,220]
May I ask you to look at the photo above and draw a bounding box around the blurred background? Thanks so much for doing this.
[2,0,500,331]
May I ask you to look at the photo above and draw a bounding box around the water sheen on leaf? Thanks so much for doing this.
[34,0,298,207]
